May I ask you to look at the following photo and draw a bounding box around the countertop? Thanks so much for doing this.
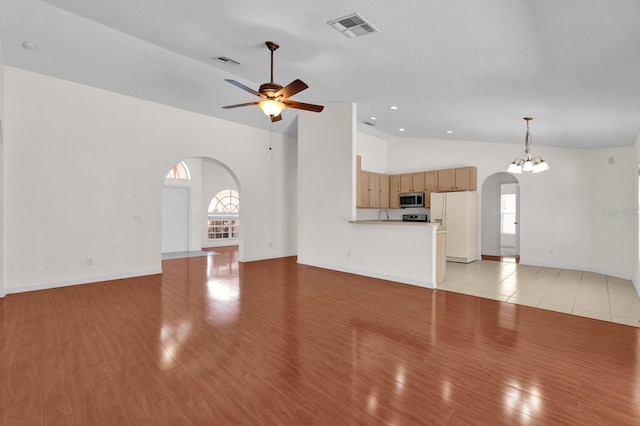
[349,220,446,232]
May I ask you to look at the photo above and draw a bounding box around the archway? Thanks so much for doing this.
[161,156,242,258]
[481,172,520,262]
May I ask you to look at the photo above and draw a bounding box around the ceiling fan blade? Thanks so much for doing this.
[271,114,283,122]
[275,79,308,99]
[282,100,324,113]
[222,101,260,109]
[224,79,265,98]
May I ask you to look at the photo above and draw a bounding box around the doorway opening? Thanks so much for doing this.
[161,157,241,259]
[480,172,520,263]
[499,183,520,263]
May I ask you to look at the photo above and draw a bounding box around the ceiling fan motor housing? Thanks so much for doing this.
[259,82,283,98]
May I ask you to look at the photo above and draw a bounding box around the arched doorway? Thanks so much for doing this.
[161,157,241,257]
[481,172,520,262]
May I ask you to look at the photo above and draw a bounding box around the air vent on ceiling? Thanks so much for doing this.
[214,56,241,66]
[328,13,379,38]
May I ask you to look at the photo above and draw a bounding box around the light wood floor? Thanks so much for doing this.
[1,250,639,424]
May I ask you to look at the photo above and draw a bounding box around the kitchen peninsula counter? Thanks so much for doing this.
[346,220,446,287]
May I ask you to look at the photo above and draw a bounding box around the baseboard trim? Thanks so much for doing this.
[4,268,163,296]
[297,259,435,289]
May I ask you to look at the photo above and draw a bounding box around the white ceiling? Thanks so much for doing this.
[2,0,640,149]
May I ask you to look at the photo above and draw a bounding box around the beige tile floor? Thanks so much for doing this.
[438,260,640,327]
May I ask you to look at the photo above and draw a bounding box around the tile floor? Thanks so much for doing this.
[438,260,640,327]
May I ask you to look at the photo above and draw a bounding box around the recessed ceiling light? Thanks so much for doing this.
[445,130,454,134]
[389,106,398,110]
[370,116,376,120]
[22,41,38,51]
[399,128,405,132]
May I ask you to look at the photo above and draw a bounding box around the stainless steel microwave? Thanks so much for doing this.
[399,192,425,208]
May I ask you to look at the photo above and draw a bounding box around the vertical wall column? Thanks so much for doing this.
[297,103,357,266]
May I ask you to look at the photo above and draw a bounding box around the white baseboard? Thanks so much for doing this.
[297,259,435,289]
[239,252,297,263]
[4,268,163,296]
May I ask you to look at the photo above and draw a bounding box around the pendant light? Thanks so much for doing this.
[507,117,549,174]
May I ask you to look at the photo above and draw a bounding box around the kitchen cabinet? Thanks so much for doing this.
[422,171,438,207]
[369,173,381,208]
[358,169,370,208]
[389,175,401,208]
[453,167,477,191]
[400,173,424,193]
[437,169,455,191]
[379,174,390,208]
[358,171,388,208]
[437,167,477,192]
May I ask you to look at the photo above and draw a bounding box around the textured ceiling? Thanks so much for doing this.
[1,0,640,148]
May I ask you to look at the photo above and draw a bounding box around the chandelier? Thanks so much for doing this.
[507,117,549,174]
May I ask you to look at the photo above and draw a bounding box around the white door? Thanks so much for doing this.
[162,187,189,253]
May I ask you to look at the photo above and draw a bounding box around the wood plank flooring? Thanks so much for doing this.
[1,249,639,424]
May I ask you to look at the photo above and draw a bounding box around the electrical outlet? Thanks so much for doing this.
[347,251,351,258]
[87,258,93,266]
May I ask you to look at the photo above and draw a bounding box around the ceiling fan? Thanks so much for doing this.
[222,41,324,122]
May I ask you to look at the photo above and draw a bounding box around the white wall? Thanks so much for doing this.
[357,132,387,172]
[0,34,4,297]
[633,134,640,294]
[387,137,601,274]
[3,67,297,294]
[589,148,636,278]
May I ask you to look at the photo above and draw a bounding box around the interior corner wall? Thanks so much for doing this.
[3,67,296,294]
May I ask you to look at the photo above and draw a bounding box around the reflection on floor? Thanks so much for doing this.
[439,260,640,327]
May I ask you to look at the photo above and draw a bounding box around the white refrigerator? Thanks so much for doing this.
[430,191,477,263]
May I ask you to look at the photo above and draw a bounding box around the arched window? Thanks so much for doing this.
[208,190,239,240]
[166,161,191,180]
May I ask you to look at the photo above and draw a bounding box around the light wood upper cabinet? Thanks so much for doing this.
[358,169,370,208]
[369,172,381,208]
[437,167,477,192]
[400,174,412,193]
[389,175,401,208]
[453,167,477,191]
[423,171,438,207]
[358,155,476,208]
[357,169,389,209]
[437,169,455,191]
[411,172,424,193]
[379,174,390,208]
[400,173,424,193]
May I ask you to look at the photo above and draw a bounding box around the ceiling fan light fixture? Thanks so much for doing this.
[507,160,523,174]
[532,159,550,173]
[259,99,285,117]
[507,117,549,174]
